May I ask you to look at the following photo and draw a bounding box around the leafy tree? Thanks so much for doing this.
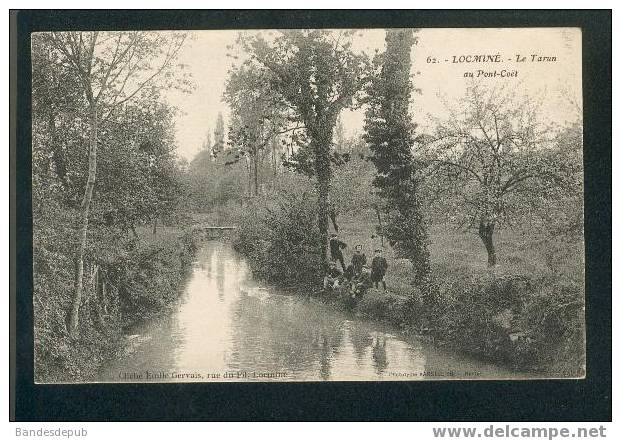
[233,174,323,286]
[330,138,377,206]
[93,100,183,235]
[543,121,583,240]
[364,29,431,285]
[425,84,580,266]
[185,147,246,210]
[33,36,182,234]
[235,30,370,264]
[41,31,188,334]
[202,132,212,154]
[184,150,215,208]
[224,64,292,196]
[212,112,226,158]
[334,116,346,153]
[32,35,87,200]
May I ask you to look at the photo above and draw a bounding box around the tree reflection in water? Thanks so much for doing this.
[216,253,225,302]
[98,242,517,382]
[348,325,374,364]
[228,290,346,379]
[372,333,388,375]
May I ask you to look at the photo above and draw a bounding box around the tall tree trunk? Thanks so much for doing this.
[374,205,384,247]
[478,221,497,267]
[48,112,69,188]
[101,278,108,314]
[93,265,105,327]
[313,123,333,267]
[317,175,330,266]
[271,137,277,188]
[68,103,98,334]
[253,152,259,196]
[329,206,339,232]
[246,157,252,197]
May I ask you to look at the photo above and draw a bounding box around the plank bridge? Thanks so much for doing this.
[192,224,238,240]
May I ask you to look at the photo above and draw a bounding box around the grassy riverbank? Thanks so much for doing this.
[34,225,199,383]
[232,198,585,375]
[330,214,584,374]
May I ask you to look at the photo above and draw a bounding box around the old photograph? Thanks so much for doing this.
[32,27,585,383]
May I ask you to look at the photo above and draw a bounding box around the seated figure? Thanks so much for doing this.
[323,261,343,291]
[349,265,372,300]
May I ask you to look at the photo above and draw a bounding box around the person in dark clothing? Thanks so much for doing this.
[343,264,355,281]
[351,244,367,276]
[350,265,372,300]
[371,249,388,291]
[329,233,347,271]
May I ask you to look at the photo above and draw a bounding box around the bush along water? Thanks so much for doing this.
[356,270,585,373]
[233,186,324,289]
[115,231,198,326]
[422,271,585,373]
[34,228,198,383]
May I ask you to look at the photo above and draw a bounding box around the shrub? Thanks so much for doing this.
[34,226,199,383]
[357,292,414,327]
[116,230,198,325]
[34,243,124,382]
[423,270,584,371]
[518,278,585,372]
[233,180,323,288]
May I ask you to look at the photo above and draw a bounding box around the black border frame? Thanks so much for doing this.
[11,9,612,421]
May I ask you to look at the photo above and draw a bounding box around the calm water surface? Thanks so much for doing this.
[98,241,517,382]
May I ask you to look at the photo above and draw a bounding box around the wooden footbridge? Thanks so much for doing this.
[192,224,238,240]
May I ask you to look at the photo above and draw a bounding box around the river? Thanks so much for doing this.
[98,241,517,382]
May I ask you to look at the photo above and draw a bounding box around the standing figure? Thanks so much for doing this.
[371,249,388,292]
[329,233,347,271]
[351,244,367,276]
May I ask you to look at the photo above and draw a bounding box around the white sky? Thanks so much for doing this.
[166,28,582,161]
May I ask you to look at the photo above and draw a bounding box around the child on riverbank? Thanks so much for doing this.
[329,233,347,271]
[351,244,367,276]
[323,261,343,291]
[371,249,388,292]
[349,265,372,300]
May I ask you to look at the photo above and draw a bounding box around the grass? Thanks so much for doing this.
[332,209,583,299]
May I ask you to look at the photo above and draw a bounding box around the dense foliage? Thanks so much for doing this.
[184,147,247,210]
[354,267,584,373]
[32,32,194,382]
[364,29,431,285]
[233,176,324,287]
[231,30,371,265]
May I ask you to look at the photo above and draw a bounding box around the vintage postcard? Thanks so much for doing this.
[32,27,585,383]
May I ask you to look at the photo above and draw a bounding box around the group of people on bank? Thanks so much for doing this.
[322,233,389,302]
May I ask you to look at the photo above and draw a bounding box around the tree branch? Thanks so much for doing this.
[427,158,483,184]
[105,34,185,113]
